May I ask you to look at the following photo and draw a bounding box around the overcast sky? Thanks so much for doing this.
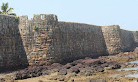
[0,0,138,31]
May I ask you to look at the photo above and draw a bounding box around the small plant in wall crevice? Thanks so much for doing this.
[113,27,117,31]
[34,25,39,31]
[15,16,19,22]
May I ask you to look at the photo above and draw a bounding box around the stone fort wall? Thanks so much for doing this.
[102,25,137,55]
[18,14,138,65]
[0,15,28,71]
[120,29,135,52]
[133,31,138,45]
[19,14,58,65]
[0,14,137,68]
[0,14,137,70]
[52,22,108,63]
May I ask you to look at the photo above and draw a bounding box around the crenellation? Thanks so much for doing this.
[32,14,58,23]
[33,14,42,20]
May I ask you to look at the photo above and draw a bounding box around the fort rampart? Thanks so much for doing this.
[18,14,138,65]
[0,15,28,70]
[0,14,138,69]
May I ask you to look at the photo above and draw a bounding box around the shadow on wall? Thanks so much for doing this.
[0,15,28,72]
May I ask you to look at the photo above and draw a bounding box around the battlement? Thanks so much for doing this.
[33,14,58,21]
[32,14,58,25]
[19,14,58,21]
[19,15,28,21]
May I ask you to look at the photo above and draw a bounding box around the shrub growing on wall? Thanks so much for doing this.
[15,16,19,22]
[34,25,39,31]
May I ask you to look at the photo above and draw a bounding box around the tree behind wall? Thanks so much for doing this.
[0,2,16,16]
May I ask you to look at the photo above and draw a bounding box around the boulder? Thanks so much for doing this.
[58,69,67,75]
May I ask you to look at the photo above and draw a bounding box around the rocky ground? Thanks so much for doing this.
[0,48,138,82]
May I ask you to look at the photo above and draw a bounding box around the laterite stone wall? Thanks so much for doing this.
[0,15,28,70]
[52,22,108,63]
[18,14,138,65]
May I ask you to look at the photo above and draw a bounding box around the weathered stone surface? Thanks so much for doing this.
[19,14,58,66]
[0,14,138,69]
[102,25,137,55]
[18,14,138,66]
[53,22,108,63]
[0,15,28,71]
[58,69,67,75]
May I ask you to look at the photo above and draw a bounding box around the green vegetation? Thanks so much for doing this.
[15,16,19,21]
[34,25,39,31]
[0,2,16,16]
[113,27,117,31]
